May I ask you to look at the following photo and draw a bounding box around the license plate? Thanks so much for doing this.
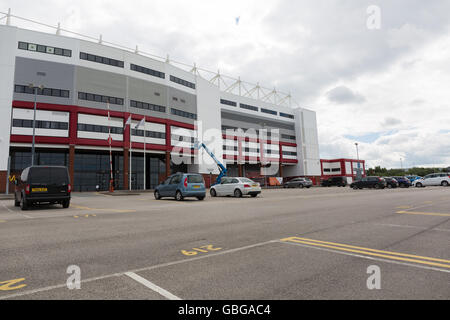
[193,186,200,189]
[252,184,258,187]
[32,188,47,192]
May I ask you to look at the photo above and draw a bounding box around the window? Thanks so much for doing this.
[130,63,165,79]
[261,108,277,116]
[170,75,195,89]
[281,134,296,141]
[220,99,237,107]
[13,119,68,130]
[282,151,297,156]
[130,100,166,113]
[170,108,197,120]
[78,92,124,106]
[240,103,258,112]
[78,123,123,135]
[80,52,124,68]
[19,41,71,57]
[14,84,70,98]
[280,113,294,119]
[331,168,341,172]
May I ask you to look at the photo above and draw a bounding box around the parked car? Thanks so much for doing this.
[406,175,422,183]
[392,176,411,188]
[14,166,71,210]
[283,177,313,189]
[210,177,261,198]
[321,176,347,187]
[384,177,399,188]
[154,173,206,201]
[413,173,450,187]
[350,176,387,190]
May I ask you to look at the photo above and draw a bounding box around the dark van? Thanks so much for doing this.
[14,166,71,210]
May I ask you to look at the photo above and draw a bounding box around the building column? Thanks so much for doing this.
[279,163,283,177]
[69,145,75,186]
[165,151,171,178]
[123,147,129,190]
[238,164,243,177]
[0,171,6,193]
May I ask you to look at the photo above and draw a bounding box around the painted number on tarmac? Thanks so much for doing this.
[0,278,27,291]
[181,245,222,256]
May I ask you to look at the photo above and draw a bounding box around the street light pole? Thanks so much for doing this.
[30,84,43,166]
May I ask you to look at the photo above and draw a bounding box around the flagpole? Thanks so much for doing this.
[107,102,114,193]
[143,117,146,191]
[129,116,132,191]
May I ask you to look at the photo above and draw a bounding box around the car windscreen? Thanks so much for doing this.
[187,175,204,183]
[29,167,69,185]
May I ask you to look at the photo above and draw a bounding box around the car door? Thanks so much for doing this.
[230,178,240,194]
[159,176,172,196]
[214,178,228,196]
[168,175,182,196]
[423,174,436,186]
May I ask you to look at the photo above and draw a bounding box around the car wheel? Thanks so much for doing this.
[14,195,20,207]
[175,191,184,201]
[416,183,423,188]
[62,199,70,209]
[210,189,217,197]
[374,184,380,189]
[234,189,242,198]
[251,194,258,198]
[298,184,304,189]
[197,196,205,201]
[441,181,449,187]
[387,184,392,189]
[154,190,161,200]
[20,195,28,211]
[352,186,358,190]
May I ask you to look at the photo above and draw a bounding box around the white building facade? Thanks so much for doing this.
[0,24,320,192]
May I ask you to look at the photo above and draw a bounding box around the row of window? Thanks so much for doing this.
[130,100,166,113]
[282,151,298,156]
[171,135,196,143]
[80,52,124,68]
[170,108,197,120]
[18,41,72,57]
[240,103,259,112]
[130,64,165,79]
[220,99,237,107]
[15,85,70,98]
[261,108,277,116]
[78,92,124,106]
[323,168,341,172]
[78,123,124,135]
[170,75,196,89]
[281,134,296,141]
[280,112,294,119]
[12,119,69,130]
[131,129,166,139]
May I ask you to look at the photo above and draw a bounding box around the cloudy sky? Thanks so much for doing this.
[1,0,449,169]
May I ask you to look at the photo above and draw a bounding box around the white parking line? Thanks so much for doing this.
[125,272,181,300]
[374,223,450,233]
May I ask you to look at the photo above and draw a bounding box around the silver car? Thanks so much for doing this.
[210,177,262,198]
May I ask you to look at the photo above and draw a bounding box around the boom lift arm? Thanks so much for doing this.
[195,142,227,185]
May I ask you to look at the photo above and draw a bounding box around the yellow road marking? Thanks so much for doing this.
[71,205,135,213]
[0,278,27,291]
[0,220,6,223]
[281,237,450,269]
[423,201,433,204]
[396,206,412,209]
[397,211,450,217]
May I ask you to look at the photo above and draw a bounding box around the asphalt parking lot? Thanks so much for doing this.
[0,186,449,300]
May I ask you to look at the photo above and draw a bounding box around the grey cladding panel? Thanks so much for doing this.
[169,87,197,114]
[13,57,75,105]
[128,77,167,107]
[76,66,126,99]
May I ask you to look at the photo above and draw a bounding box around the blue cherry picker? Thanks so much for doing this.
[194,141,227,186]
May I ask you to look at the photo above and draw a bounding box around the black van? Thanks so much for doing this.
[14,166,71,210]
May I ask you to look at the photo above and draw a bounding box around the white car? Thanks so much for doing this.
[210,177,262,198]
[413,173,450,187]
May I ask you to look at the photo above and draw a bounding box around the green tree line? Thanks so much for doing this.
[366,166,450,177]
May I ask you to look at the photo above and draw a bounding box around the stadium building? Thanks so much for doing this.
[0,18,320,192]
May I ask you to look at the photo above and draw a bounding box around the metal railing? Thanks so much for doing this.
[1,8,301,109]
